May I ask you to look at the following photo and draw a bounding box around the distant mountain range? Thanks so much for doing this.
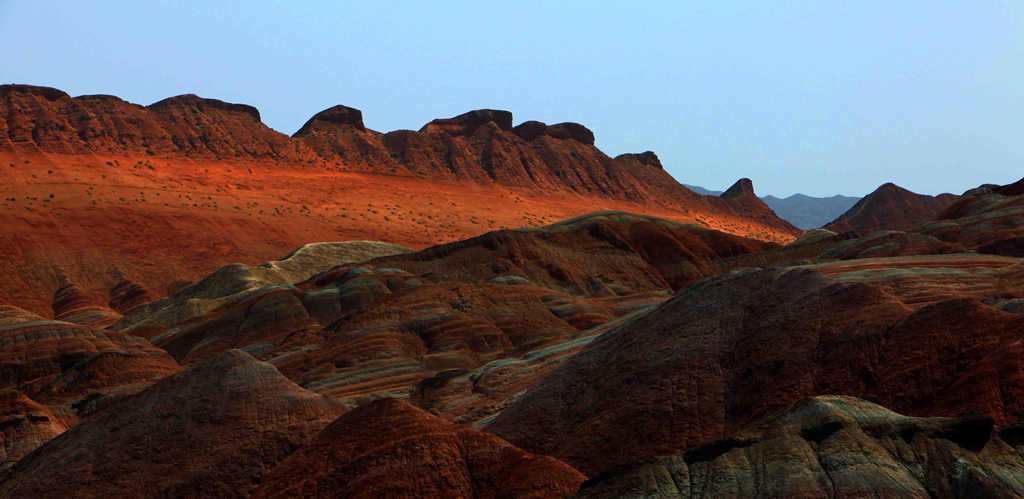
[762,193,860,230]
[682,184,725,197]
[684,184,859,230]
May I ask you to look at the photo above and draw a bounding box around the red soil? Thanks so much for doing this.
[0,84,799,316]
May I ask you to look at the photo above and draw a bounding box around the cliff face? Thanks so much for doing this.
[0,85,317,161]
[0,85,799,315]
[292,104,795,229]
[0,84,798,230]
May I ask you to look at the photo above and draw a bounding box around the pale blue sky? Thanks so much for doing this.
[2,1,1022,196]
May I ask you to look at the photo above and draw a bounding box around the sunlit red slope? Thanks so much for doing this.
[0,84,798,315]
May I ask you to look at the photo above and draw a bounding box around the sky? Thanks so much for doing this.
[2,1,1022,197]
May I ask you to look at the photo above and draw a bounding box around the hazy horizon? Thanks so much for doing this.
[3,1,1021,197]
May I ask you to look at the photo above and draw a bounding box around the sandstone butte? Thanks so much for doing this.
[0,84,799,315]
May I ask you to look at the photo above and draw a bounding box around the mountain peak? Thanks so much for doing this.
[0,84,69,101]
[825,182,958,233]
[545,122,595,144]
[511,120,595,144]
[147,94,262,122]
[721,178,755,199]
[293,104,366,136]
[873,182,909,196]
[995,177,1024,196]
[420,109,514,136]
[615,151,662,169]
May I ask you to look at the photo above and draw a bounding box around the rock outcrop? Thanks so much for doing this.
[0,85,318,161]
[0,303,179,465]
[9,82,1024,498]
[575,396,1024,498]
[816,177,1024,260]
[51,274,121,328]
[422,109,515,136]
[259,240,413,283]
[0,84,800,315]
[720,177,756,199]
[252,398,585,499]
[825,182,957,233]
[130,249,665,410]
[366,211,778,296]
[0,304,178,401]
[290,104,394,167]
[930,177,1024,256]
[0,83,798,229]
[408,297,661,425]
[0,350,344,498]
[106,270,156,314]
[110,240,412,336]
[273,267,662,405]
[101,213,744,419]
[486,259,1024,475]
[994,177,1024,196]
[294,104,366,134]
[0,389,69,472]
[614,151,662,169]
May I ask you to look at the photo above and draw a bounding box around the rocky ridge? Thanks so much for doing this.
[0,350,344,498]
[0,83,799,315]
[486,257,1024,475]
[825,182,957,233]
[575,396,1024,498]
[253,398,585,498]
